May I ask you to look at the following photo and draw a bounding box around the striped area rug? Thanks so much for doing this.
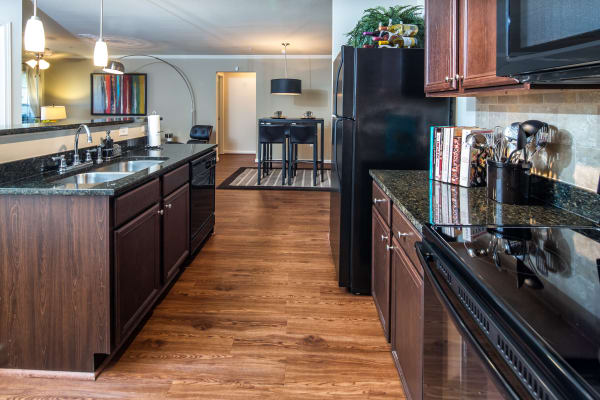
[218,167,332,191]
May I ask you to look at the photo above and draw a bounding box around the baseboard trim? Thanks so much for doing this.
[0,368,96,381]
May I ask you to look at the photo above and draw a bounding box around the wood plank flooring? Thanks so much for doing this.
[0,154,404,399]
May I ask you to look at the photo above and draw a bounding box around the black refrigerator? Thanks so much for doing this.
[330,46,451,294]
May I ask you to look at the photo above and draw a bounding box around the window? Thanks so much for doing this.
[0,23,11,126]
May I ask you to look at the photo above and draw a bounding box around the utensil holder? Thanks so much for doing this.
[487,161,531,205]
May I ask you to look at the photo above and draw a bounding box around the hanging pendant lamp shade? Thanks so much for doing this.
[271,78,301,95]
[24,0,45,53]
[93,0,108,67]
[271,43,301,95]
[94,40,108,67]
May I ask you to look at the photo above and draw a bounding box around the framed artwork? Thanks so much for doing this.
[91,73,147,116]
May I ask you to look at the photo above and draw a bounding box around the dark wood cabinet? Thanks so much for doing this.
[372,207,392,341]
[425,0,459,93]
[391,238,423,400]
[162,183,190,283]
[459,0,518,90]
[371,179,425,398]
[114,203,161,345]
[425,0,520,96]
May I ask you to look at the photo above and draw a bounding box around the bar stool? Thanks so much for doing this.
[288,124,318,186]
[257,124,287,185]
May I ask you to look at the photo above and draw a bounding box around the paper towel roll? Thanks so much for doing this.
[148,114,161,134]
[148,131,161,147]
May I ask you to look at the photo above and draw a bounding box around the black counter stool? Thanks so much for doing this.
[258,123,287,185]
[187,125,213,144]
[288,124,318,186]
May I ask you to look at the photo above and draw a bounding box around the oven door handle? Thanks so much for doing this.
[416,242,519,400]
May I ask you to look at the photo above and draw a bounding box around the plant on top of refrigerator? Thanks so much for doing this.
[345,5,424,49]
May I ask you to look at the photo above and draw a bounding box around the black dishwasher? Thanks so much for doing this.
[190,150,216,254]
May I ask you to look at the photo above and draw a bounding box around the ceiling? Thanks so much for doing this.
[32,0,332,58]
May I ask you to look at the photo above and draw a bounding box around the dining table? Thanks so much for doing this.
[258,117,325,181]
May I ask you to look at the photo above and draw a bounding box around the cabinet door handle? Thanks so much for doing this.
[397,231,412,237]
[445,76,455,83]
[157,209,164,215]
[165,203,172,209]
[373,198,387,204]
[386,245,395,251]
[455,74,464,81]
[381,234,389,241]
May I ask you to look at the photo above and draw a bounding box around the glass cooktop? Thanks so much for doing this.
[431,225,600,394]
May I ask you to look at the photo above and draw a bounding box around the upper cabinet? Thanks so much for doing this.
[424,0,459,93]
[425,0,519,96]
[459,0,518,90]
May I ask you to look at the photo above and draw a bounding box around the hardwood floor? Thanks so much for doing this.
[0,154,404,399]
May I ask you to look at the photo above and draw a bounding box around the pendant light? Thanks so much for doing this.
[103,59,124,74]
[94,0,108,67]
[271,43,301,95]
[24,0,46,53]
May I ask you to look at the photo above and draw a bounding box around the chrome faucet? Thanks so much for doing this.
[73,124,92,166]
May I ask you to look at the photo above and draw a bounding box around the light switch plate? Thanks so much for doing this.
[119,127,128,137]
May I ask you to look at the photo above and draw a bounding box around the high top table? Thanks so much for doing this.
[258,117,325,182]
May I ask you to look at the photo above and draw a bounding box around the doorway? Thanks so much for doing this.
[215,72,257,155]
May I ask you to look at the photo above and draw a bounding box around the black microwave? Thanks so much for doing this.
[497,0,600,84]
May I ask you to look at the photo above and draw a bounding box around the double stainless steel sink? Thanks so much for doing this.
[52,159,167,188]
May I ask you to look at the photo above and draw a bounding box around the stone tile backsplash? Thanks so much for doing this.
[473,91,600,192]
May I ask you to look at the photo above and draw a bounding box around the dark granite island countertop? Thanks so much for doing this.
[369,170,598,232]
[0,143,216,196]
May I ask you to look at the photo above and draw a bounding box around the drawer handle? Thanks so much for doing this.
[397,232,412,237]
[165,203,173,209]
[386,245,395,251]
[157,209,164,215]
[381,234,389,241]
[373,198,387,204]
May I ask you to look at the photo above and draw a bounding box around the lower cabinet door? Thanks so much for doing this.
[372,207,392,341]
[162,183,190,283]
[114,203,161,345]
[391,239,423,400]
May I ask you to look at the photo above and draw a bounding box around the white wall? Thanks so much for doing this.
[0,0,22,124]
[223,72,256,154]
[44,55,333,160]
[332,0,424,56]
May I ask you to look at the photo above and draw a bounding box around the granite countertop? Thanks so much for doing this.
[0,143,216,196]
[0,117,148,136]
[369,170,597,232]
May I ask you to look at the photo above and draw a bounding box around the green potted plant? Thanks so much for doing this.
[346,5,425,48]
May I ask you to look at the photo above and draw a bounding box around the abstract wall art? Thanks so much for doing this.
[91,73,147,116]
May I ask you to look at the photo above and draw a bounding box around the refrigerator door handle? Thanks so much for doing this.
[332,118,341,181]
[333,54,344,118]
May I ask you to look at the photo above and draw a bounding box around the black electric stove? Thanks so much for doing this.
[421,225,600,399]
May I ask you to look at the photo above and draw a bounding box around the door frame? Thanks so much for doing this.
[215,72,224,157]
[216,71,257,155]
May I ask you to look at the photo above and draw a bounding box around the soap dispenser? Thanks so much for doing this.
[102,130,114,159]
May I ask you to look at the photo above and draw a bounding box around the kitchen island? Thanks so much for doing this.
[0,142,216,379]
